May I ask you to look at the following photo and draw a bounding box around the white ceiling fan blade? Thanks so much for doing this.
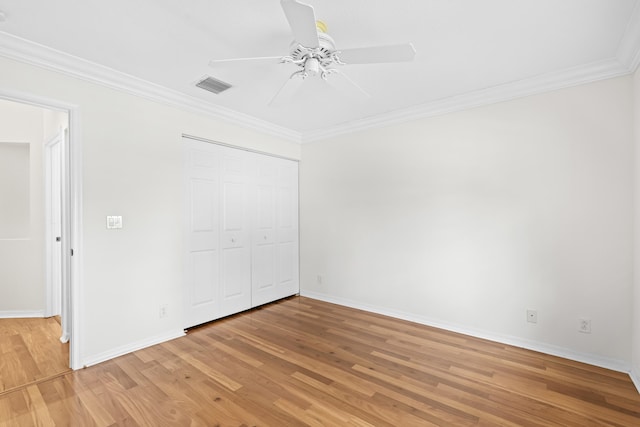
[281,0,319,48]
[338,43,416,64]
[268,74,306,106]
[209,56,284,67]
[325,71,370,99]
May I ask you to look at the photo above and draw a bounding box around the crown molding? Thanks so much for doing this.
[2,11,639,147]
[0,31,302,143]
[301,58,630,143]
[300,3,640,143]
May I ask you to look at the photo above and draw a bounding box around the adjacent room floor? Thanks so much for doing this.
[0,317,70,395]
[1,297,638,425]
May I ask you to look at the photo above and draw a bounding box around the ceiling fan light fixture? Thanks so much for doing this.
[315,20,327,33]
[304,57,320,76]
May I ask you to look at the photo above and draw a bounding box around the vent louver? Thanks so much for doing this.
[196,76,232,94]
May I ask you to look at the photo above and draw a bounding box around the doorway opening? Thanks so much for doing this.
[0,92,81,387]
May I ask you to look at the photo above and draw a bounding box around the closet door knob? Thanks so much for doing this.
[231,237,236,243]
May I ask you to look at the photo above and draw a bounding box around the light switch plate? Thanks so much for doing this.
[106,215,123,229]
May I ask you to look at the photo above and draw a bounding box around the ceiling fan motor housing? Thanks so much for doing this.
[289,31,337,71]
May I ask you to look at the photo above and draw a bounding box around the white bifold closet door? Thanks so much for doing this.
[251,155,299,307]
[219,147,252,318]
[184,138,298,329]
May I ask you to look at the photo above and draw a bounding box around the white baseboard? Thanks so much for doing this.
[82,329,185,368]
[0,310,45,318]
[300,290,631,374]
[631,368,640,394]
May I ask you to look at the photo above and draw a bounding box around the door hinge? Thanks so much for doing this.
[70,249,74,256]
[56,236,61,242]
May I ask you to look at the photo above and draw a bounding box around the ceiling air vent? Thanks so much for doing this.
[196,76,232,94]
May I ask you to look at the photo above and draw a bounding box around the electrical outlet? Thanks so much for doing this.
[526,310,537,324]
[317,275,323,284]
[579,318,591,334]
[159,304,168,319]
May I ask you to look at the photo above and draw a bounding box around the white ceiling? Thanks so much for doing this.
[0,0,639,142]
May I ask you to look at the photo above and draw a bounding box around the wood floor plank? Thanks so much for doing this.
[1,296,639,426]
[289,370,432,427]
[0,317,70,394]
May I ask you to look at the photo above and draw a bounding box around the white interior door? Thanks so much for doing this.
[184,140,221,328]
[219,147,252,317]
[251,156,299,305]
[275,160,299,299]
[46,135,63,317]
[251,155,278,306]
[45,127,71,343]
[59,128,71,343]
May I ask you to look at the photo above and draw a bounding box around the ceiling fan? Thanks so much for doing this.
[208,0,416,105]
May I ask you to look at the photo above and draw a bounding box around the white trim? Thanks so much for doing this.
[68,106,83,370]
[58,126,71,345]
[182,133,300,162]
[631,369,640,394]
[43,135,54,318]
[82,330,186,368]
[0,31,300,143]
[302,59,630,143]
[0,310,44,318]
[301,290,631,374]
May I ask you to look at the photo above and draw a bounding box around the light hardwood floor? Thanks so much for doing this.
[1,297,639,426]
[0,317,70,395]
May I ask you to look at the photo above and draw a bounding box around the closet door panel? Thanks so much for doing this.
[278,242,295,284]
[251,156,279,306]
[184,141,221,328]
[254,245,275,289]
[190,179,217,250]
[222,182,245,231]
[222,247,251,297]
[219,148,252,316]
[274,160,299,299]
[191,250,218,305]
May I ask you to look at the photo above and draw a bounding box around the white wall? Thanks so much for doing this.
[301,76,634,369]
[0,100,46,314]
[633,67,640,386]
[0,55,300,365]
